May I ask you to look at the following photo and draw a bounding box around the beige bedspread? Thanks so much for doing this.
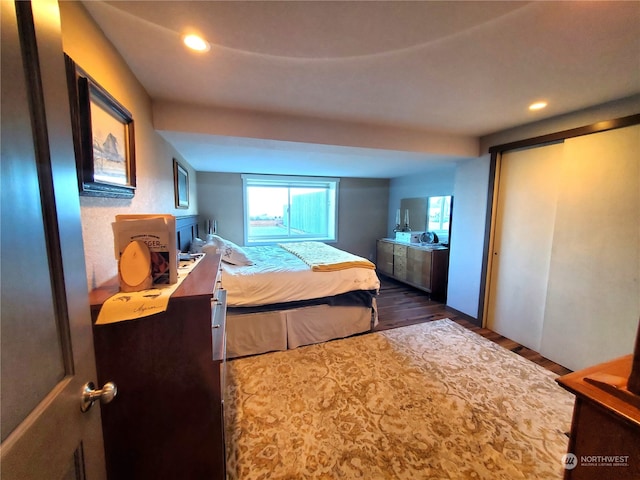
[278,241,375,272]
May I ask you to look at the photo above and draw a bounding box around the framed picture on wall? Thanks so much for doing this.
[173,159,189,209]
[64,54,136,198]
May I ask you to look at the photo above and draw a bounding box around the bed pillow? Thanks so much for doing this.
[190,237,205,253]
[206,235,253,266]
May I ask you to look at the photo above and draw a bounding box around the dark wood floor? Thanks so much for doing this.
[375,275,572,376]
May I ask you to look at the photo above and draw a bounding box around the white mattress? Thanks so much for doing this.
[220,245,380,307]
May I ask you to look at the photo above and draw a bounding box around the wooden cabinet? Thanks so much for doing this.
[556,355,640,480]
[376,239,449,301]
[89,253,227,480]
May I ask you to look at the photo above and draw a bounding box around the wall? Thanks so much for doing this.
[447,156,491,318]
[59,2,197,289]
[196,172,389,260]
[196,172,243,243]
[337,177,390,260]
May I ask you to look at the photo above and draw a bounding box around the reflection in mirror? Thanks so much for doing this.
[427,196,452,245]
[399,197,427,232]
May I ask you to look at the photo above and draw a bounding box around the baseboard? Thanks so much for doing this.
[444,305,480,327]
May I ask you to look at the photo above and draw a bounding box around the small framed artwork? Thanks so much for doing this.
[173,159,189,209]
[65,54,136,198]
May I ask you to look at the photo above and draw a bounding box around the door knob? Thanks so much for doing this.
[81,381,117,412]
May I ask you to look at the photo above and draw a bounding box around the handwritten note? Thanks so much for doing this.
[95,255,204,325]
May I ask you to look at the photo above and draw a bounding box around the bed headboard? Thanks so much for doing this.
[176,215,199,253]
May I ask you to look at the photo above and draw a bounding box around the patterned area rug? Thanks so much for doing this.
[225,319,574,479]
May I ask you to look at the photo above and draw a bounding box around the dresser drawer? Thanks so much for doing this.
[393,244,408,281]
[212,289,226,332]
[376,240,394,276]
[393,244,408,258]
[211,288,227,389]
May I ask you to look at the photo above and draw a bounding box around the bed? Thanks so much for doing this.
[203,236,380,358]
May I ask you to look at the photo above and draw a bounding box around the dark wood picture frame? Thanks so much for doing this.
[173,159,189,209]
[65,54,136,198]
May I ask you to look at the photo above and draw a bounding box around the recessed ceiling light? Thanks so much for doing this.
[183,34,210,52]
[529,101,548,111]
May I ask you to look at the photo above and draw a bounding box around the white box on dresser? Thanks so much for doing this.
[395,231,424,243]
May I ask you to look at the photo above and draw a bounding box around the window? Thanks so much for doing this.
[242,174,339,245]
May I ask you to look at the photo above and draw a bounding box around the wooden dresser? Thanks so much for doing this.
[556,355,640,479]
[89,253,227,480]
[376,239,449,301]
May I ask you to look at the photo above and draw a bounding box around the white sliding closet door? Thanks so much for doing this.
[486,142,564,351]
[487,124,639,371]
[540,125,640,371]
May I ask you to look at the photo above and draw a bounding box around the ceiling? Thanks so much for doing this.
[82,1,640,177]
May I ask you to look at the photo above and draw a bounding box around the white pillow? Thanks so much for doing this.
[190,237,205,253]
[206,235,253,266]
